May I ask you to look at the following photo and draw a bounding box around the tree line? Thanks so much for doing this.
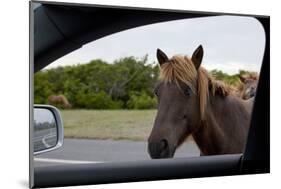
[34,56,254,109]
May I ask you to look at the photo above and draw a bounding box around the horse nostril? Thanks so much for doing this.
[148,139,170,159]
[160,139,168,151]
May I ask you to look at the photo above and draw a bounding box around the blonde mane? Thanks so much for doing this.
[159,55,231,120]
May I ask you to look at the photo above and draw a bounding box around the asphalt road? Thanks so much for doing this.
[34,138,200,167]
[33,128,57,152]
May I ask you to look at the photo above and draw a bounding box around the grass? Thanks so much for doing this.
[61,109,157,141]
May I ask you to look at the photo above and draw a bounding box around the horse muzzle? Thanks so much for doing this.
[148,139,175,159]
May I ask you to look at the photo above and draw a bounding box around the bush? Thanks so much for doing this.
[127,91,157,109]
[211,69,240,87]
[34,57,158,109]
[34,71,54,104]
[75,91,123,109]
[34,56,255,109]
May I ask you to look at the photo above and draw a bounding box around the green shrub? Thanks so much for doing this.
[127,91,157,109]
[34,71,53,104]
[75,91,123,109]
[34,56,256,109]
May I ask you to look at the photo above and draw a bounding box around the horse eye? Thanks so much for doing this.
[154,87,160,97]
[155,90,160,97]
[183,87,191,97]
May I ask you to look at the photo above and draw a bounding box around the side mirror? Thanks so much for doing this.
[33,104,64,155]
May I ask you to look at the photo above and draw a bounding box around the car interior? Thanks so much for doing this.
[30,1,269,188]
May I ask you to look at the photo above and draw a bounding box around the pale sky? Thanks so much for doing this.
[34,109,55,124]
[45,15,265,74]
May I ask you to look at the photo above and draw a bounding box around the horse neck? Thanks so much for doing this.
[192,93,251,155]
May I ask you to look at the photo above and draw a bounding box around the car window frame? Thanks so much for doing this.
[30,1,270,188]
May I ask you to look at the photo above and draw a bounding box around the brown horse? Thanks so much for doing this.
[48,95,72,109]
[238,73,258,100]
[148,45,253,158]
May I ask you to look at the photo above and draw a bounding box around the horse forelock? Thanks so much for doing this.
[159,55,231,120]
[159,55,197,92]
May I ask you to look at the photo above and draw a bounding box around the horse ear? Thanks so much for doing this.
[157,48,169,66]
[239,75,246,83]
[250,72,258,80]
[192,45,204,69]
